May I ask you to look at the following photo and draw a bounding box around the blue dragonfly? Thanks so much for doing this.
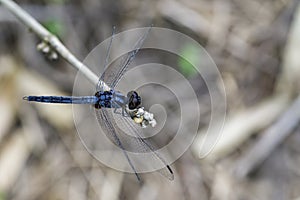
[23,27,174,181]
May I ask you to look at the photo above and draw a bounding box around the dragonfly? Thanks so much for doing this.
[23,27,174,181]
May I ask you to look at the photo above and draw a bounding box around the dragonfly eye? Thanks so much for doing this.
[127,91,141,110]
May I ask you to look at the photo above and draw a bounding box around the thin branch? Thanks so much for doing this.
[234,94,300,178]
[0,0,157,128]
[0,0,110,90]
[234,1,300,178]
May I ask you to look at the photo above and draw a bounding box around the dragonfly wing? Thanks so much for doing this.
[99,27,151,89]
[108,108,174,180]
[123,115,174,180]
[95,108,141,181]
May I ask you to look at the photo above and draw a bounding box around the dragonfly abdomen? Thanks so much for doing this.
[23,96,98,104]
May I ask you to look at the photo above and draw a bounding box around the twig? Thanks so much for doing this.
[0,0,110,90]
[234,1,300,178]
[193,93,290,161]
[0,0,157,128]
[234,94,300,178]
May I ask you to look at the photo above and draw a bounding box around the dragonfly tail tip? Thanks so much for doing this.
[22,96,29,101]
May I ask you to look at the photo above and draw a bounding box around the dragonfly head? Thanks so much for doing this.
[127,91,141,110]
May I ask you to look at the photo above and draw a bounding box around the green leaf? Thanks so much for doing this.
[43,19,65,37]
[178,43,200,78]
[0,191,5,200]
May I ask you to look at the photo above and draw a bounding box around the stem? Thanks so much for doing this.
[0,0,110,90]
[0,0,157,128]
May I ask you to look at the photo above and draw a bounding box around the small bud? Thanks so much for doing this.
[49,51,58,60]
[42,46,50,53]
[37,42,46,51]
[37,41,59,60]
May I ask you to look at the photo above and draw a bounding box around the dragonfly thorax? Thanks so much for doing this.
[93,90,141,110]
[94,90,113,109]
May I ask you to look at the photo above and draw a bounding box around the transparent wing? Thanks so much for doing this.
[95,108,141,181]
[120,114,174,180]
[96,27,115,91]
[95,107,174,181]
[99,27,151,89]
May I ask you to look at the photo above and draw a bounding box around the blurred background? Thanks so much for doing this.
[1,0,300,199]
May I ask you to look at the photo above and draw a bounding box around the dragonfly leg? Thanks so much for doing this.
[113,107,121,114]
[121,107,128,117]
[112,101,123,115]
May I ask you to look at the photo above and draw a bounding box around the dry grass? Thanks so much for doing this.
[0,0,300,199]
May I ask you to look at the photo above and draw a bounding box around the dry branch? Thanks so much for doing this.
[0,0,109,90]
[234,1,300,178]
[234,94,300,178]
